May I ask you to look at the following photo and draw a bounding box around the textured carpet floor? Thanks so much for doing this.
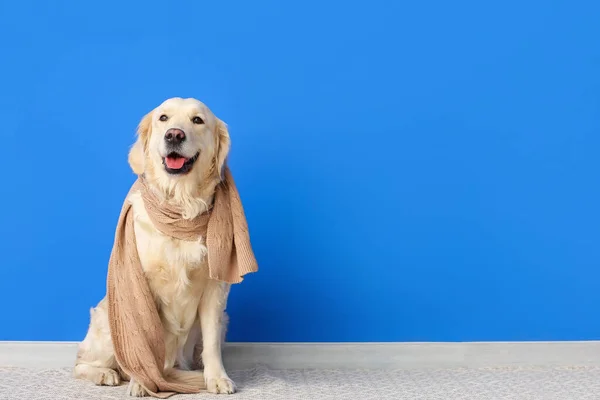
[0,365,598,399]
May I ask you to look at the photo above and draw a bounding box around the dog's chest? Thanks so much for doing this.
[128,192,210,306]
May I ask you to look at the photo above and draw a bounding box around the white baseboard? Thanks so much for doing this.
[2,341,600,370]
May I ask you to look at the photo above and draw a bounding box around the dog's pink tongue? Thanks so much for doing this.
[166,157,186,169]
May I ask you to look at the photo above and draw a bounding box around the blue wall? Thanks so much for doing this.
[1,0,599,342]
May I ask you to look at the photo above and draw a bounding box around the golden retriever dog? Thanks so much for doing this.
[74,97,236,396]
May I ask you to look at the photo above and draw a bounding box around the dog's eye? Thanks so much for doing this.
[192,116,204,125]
[159,114,168,122]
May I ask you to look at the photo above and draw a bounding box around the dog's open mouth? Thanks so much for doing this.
[162,152,200,174]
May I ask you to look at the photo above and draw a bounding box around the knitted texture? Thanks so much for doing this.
[106,166,258,398]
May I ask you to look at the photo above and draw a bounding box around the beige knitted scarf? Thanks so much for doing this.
[106,166,258,398]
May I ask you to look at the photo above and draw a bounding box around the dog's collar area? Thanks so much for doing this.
[137,170,217,214]
[162,151,200,175]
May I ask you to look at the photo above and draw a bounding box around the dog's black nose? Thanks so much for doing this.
[164,128,186,145]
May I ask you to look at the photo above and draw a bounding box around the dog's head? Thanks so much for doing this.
[128,97,230,193]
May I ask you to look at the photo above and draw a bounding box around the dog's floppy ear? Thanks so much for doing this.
[128,111,153,175]
[215,118,231,177]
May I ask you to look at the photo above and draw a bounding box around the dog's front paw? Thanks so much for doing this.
[127,380,150,397]
[92,368,121,386]
[205,373,236,394]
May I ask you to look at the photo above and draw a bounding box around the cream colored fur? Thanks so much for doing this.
[74,97,236,396]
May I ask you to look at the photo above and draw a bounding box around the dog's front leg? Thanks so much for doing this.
[199,280,235,394]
